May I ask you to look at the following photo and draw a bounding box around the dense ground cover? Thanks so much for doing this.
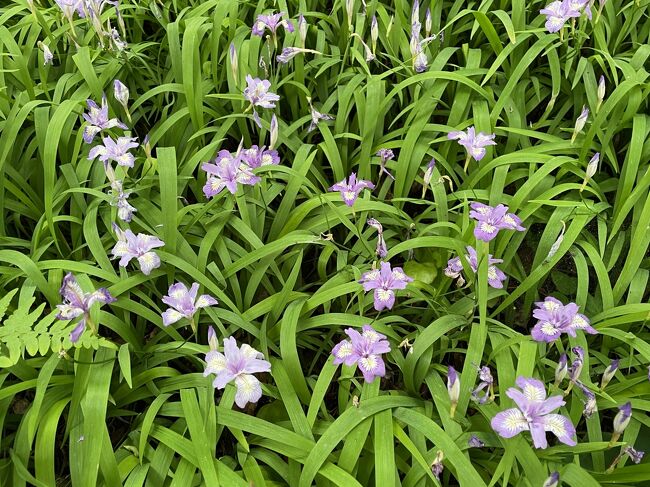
[1,0,649,485]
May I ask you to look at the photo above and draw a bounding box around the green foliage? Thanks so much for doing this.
[0,0,649,485]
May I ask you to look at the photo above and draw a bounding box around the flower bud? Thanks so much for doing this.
[346,0,355,28]
[545,220,566,262]
[208,326,218,351]
[447,365,460,418]
[542,472,560,487]
[468,435,484,448]
[40,42,53,65]
[571,105,589,143]
[554,353,568,386]
[597,75,606,110]
[600,358,619,390]
[371,15,378,53]
[613,402,632,435]
[270,114,278,150]
[431,450,444,480]
[229,42,238,81]
[580,152,600,192]
[113,79,129,107]
[411,0,420,26]
[425,8,432,37]
[298,15,308,47]
[422,157,436,197]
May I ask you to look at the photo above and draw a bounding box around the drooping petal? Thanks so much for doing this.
[213,369,236,390]
[69,319,87,343]
[491,408,529,438]
[162,308,184,327]
[543,414,577,446]
[234,373,263,407]
[204,350,227,376]
[137,252,161,275]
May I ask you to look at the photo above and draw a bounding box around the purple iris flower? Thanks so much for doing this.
[82,94,128,144]
[567,0,592,19]
[444,246,507,289]
[55,0,85,19]
[89,136,138,168]
[204,337,271,408]
[540,1,580,33]
[471,365,495,404]
[243,76,280,128]
[111,224,164,275]
[469,202,525,242]
[448,126,497,164]
[331,325,390,383]
[376,148,395,180]
[359,261,413,311]
[431,450,444,480]
[240,145,280,168]
[531,297,596,342]
[161,282,218,327]
[56,273,116,343]
[575,381,598,418]
[251,12,294,37]
[491,377,577,449]
[329,172,375,206]
[201,150,261,198]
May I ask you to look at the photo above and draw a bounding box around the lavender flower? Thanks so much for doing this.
[444,246,507,289]
[276,47,320,64]
[243,75,280,128]
[531,297,596,342]
[89,136,138,168]
[571,105,589,143]
[359,261,413,311]
[55,0,85,20]
[111,224,164,275]
[469,202,525,242]
[409,19,430,73]
[161,282,218,329]
[543,472,560,487]
[448,126,496,169]
[241,145,280,168]
[331,325,390,383]
[329,172,375,206]
[468,435,485,448]
[491,377,576,449]
[251,12,294,37]
[600,358,619,390]
[540,1,580,33]
[376,148,395,180]
[567,0,592,19]
[204,337,271,408]
[447,366,460,417]
[201,150,261,198]
[471,365,495,404]
[56,273,116,343]
[367,218,387,258]
[307,97,334,132]
[82,94,128,144]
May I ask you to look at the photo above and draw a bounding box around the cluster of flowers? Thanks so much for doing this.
[540,0,594,33]
[53,0,127,51]
[52,8,644,477]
